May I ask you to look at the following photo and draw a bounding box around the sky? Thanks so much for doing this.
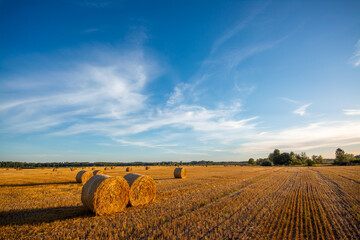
[0,0,359,162]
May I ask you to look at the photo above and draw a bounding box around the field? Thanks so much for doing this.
[0,166,359,239]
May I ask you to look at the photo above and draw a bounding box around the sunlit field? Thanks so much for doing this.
[0,166,359,239]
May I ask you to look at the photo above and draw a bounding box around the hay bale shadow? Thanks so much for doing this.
[0,206,93,226]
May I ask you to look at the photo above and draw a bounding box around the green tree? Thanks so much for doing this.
[248,158,255,165]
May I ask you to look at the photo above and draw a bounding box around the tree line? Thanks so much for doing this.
[0,160,248,169]
[248,148,359,166]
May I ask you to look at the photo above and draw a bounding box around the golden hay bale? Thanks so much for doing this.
[16,168,22,171]
[174,167,186,178]
[126,167,132,172]
[76,170,94,184]
[53,168,57,172]
[111,166,115,169]
[81,174,130,215]
[70,168,77,171]
[123,173,156,207]
[145,166,150,170]
[91,167,95,170]
[93,170,106,175]
[104,167,109,170]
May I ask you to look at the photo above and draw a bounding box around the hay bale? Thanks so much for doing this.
[145,166,150,170]
[91,167,95,170]
[76,170,94,184]
[93,170,106,175]
[174,167,186,178]
[81,174,130,215]
[126,167,132,172]
[104,167,109,170]
[111,166,115,169]
[16,168,22,171]
[123,173,156,206]
[53,168,57,172]
[70,168,77,171]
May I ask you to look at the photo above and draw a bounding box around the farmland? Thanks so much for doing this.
[0,166,359,239]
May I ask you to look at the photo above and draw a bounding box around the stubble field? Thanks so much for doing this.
[0,165,359,239]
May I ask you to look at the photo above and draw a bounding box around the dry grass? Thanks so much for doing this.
[123,173,156,206]
[93,170,105,175]
[0,166,359,239]
[174,167,186,178]
[81,174,129,215]
[75,170,93,184]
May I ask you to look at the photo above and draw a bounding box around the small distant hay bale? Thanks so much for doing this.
[174,167,186,178]
[104,167,109,170]
[53,168,57,172]
[145,166,150,170]
[82,167,86,169]
[93,170,106,175]
[126,167,132,172]
[16,168,22,171]
[123,173,156,207]
[70,168,77,171]
[76,170,94,184]
[111,166,115,169]
[81,174,130,215]
[91,167,95,170]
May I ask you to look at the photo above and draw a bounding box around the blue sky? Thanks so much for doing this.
[1,0,359,162]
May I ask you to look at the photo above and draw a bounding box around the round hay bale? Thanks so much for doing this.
[123,173,156,207]
[53,168,57,172]
[111,166,115,169]
[93,170,106,175]
[126,167,132,172]
[76,170,94,184]
[81,174,130,215]
[91,167,95,170]
[104,167,109,170]
[174,167,186,178]
[145,166,150,170]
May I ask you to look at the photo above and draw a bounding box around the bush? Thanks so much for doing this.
[261,160,273,166]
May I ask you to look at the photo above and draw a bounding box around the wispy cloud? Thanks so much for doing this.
[279,97,298,104]
[293,103,312,116]
[0,45,161,134]
[210,2,270,54]
[349,39,360,67]
[344,109,360,115]
[236,121,360,154]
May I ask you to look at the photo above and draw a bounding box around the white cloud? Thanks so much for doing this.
[344,109,360,115]
[293,103,312,116]
[166,83,191,106]
[349,40,360,67]
[0,46,160,134]
[236,121,360,154]
[279,97,298,104]
[210,2,270,54]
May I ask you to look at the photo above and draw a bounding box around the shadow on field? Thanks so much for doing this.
[0,206,93,226]
[0,181,77,188]
[153,177,174,181]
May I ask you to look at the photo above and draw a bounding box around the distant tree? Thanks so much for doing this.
[256,158,268,166]
[311,155,324,164]
[248,158,255,165]
[261,159,273,166]
[306,159,315,166]
[334,148,356,165]
[269,149,281,165]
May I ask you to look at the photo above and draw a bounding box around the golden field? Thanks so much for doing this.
[0,166,359,239]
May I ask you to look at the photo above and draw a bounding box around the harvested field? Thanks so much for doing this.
[0,166,359,239]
